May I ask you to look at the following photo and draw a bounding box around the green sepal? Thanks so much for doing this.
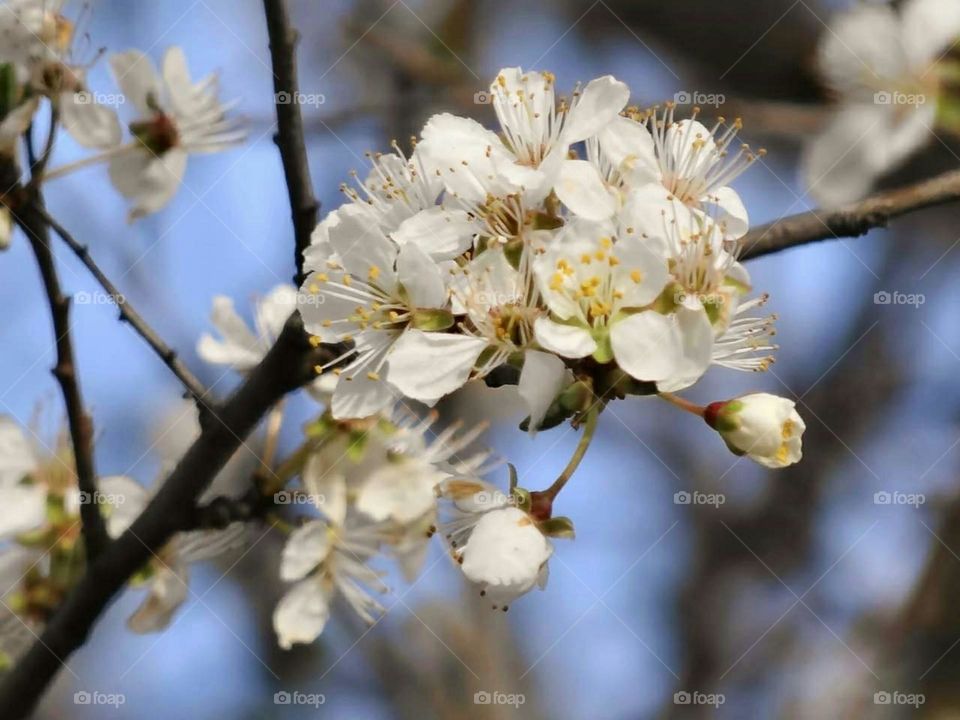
[511,486,531,513]
[590,326,613,364]
[538,516,576,540]
[411,308,455,331]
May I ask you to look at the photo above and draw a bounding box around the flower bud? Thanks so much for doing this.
[705,393,804,468]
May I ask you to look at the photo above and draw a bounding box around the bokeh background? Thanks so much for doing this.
[4,0,960,717]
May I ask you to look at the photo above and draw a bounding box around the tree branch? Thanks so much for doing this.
[739,169,960,260]
[12,195,110,562]
[0,315,337,719]
[35,206,212,409]
[263,0,319,286]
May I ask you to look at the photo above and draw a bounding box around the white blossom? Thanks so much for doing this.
[706,393,805,468]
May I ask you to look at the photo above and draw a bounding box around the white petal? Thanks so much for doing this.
[303,453,347,526]
[0,484,46,539]
[902,0,960,68]
[109,50,161,117]
[60,93,121,149]
[331,370,396,420]
[98,475,149,538]
[253,285,298,342]
[280,521,333,581]
[396,243,447,309]
[655,308,715,391]
[386,330,486,405]
[327,204,398,283]
[518,350,569,433]
[196,296,262,370]
[534,317,596,359]
[108,147,187,220]
[273,577,331,649]
[555,159,617,221]
[127,564,189,634]
[460,507,552,596]
[392,207,476,260]
[564,75,631,143]
[0,417,35,487]
[597,115,660,186]
[817,5,905,98]
[707,186,749,239]
[356,461,442,524]
[610,310,685,382]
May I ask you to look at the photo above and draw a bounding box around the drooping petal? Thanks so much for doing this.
[98,475,149,539]
[108,147,188,221]
[386,330,486,405]
[196,296,263,370]
[610,310,685,382]
[127,563,190,634]
[396,242,447,309]
[555,159,617,221]
[109,50,161,117]
[273,576,331,649]
[59,93,121,149]
[655,308,716,392]
[518,350,569,433]
[563,75,631,143]
[303,453,347,526]
[280,521,333,581]
[356,461,443,524]
[534,317,596,359]
[391,207,476,260]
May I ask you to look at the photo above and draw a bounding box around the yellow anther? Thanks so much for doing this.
[630,270,643,284]
[594,250,606,261]
[580,253,592,264]
[316,272,328,282]
[600,237,612,249]
[368,265,381,281]
[309,335,321,347]
[309,283,320,293]
[322,320,333,328]
[367,371,381,381]
[608,255,620,267]
[342,274,353,286]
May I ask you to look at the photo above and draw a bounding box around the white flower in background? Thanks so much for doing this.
[273,473,388,648]
[107,46,243,220]
[593,107,755,238]
[300,204,460,418]
[0,416,76,539]
[0,0,71,75]
[437,478,553,610]
[705,393,805,468]
[418,67,629,219]
[532,219,711,387]
[803,0,960,206]
[198,284,338,397]
[100,474,248,633]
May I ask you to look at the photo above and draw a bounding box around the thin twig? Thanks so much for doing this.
[739,169,960,260]
[35,206,211,407]
[263,0,320,286]
[12,196,109,561]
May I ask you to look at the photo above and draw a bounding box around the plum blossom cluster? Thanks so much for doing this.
[208,67,809,646]
[0,0,241,228]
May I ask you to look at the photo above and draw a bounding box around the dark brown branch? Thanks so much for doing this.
[263,0,319,286]
[739,169,960,260]
[12,196,109,562]
[35,206,211,408]
[0,316,337,719]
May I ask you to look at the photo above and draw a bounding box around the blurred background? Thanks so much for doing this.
[4,0,960,717]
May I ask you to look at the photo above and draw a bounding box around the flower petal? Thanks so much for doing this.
[555,159,617,221]
[396,242,447,309]
[534,317,596,359]
[392,207,476,260]
[280,521,333,581]
[386,330,486,405]
[564,75,631,143]
[518,350,569,433]
[273,577,331,649]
